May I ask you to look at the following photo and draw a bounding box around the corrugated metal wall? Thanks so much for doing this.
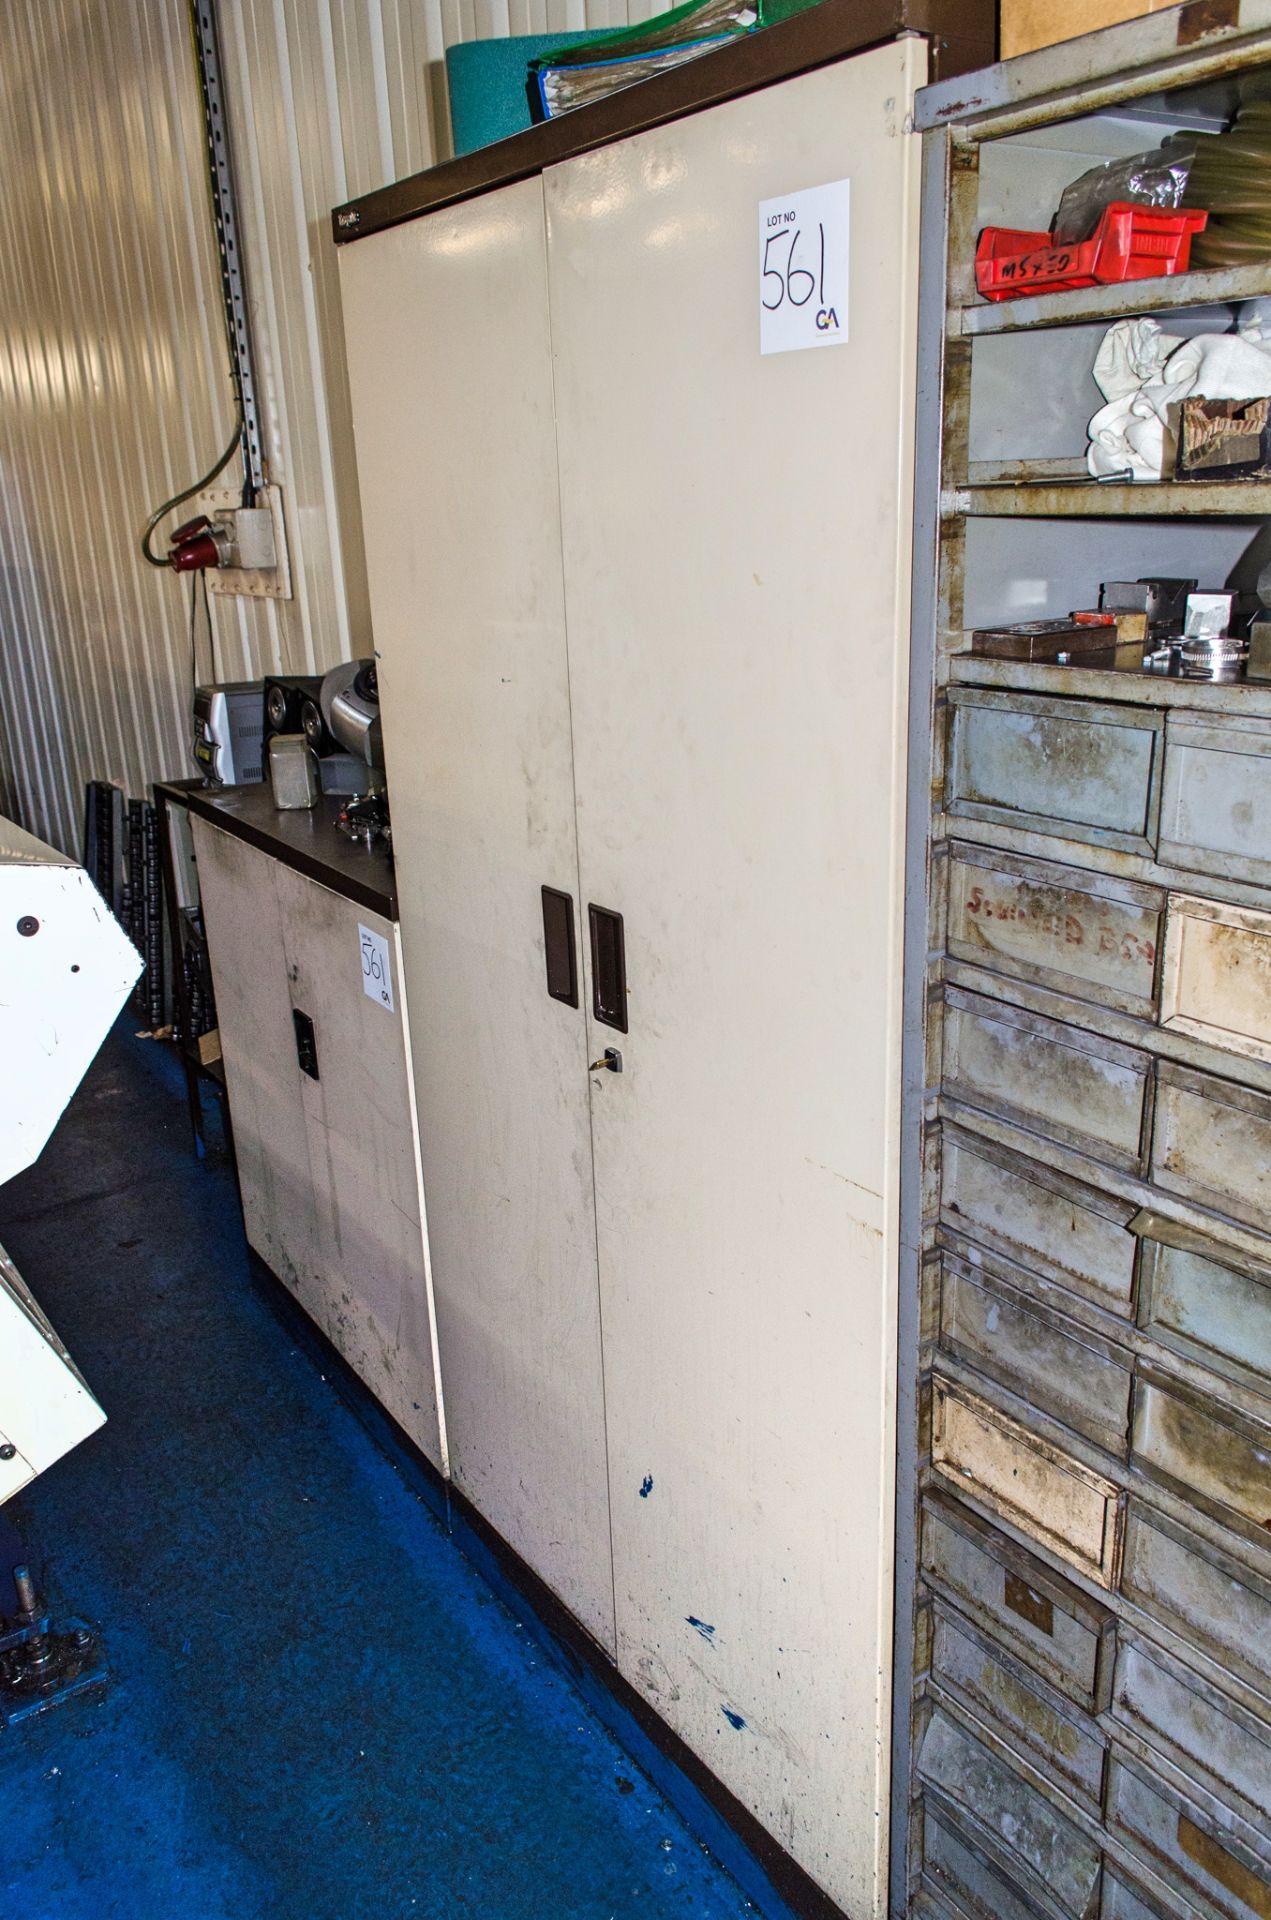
[0,0,640,850]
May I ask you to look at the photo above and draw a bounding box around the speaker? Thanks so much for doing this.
[262,674,337,757]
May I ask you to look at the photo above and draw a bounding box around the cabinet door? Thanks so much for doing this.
[192,821,324,1303]
[546,44,923,1914]
[338,181,613,1647]
[271,866,443,1471]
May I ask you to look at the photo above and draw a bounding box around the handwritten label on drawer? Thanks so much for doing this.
[942,1130,1138,1316]
[948,846,1161,1016]
[933,1378,1125,1587]
[1161,894,1271,1066]
[944,988,1150,1172]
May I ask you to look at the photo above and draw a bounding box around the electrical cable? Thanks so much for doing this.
[138,0,251,569]
[140,404,244,571]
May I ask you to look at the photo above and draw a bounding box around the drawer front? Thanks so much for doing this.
[1107,1754,1271,1920]
[1161,895,1271,1067]
[945,990,1151,1171]
[1131,1378,1271,1543]
[1158,712,1271,889]
[947,689,1162,856]
[1101,1869,1176,1920]
[941,1263,1132,1456]
[1121,1506,1271,1705]
[919,1708,1102,1918]
[923,1802,1058,1920]
[932,1609,1106,1805]
[1151,1065,1271,1234]
[948,846,1161,1017]
[1112,1639,1271,1827]
[1136,1222,1271,1397]
[934,1379,1125,1587]
[922,1491,1112,1711]
[942,1132,1138,1316]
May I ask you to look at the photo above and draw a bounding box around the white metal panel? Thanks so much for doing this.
[544,44,923,1915]
[0,1241,105,1502]
[338,182,615,1651]
[0,816,142,1184]
[192,820,325,1298]
[271,861,444,1470]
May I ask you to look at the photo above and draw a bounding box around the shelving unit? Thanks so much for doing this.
[950,478,1271,515]
[957,259,1271,336]
[898,13,1271,1920]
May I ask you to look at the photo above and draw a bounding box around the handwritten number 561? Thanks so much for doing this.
[762,223,825,312]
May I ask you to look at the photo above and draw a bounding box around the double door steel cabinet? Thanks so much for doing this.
[339,40,924,1917]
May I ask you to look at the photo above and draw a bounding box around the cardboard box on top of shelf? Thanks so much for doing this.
[1002,0,1177,60]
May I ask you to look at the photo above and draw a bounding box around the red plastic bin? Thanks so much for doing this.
[975,202,1209,302]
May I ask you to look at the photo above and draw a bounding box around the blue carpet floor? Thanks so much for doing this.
[0,1028,760,1920]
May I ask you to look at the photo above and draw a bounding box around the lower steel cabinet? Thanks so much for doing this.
[192,818,443,1473]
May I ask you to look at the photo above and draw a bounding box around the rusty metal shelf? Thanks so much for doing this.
[947,479,1271,518]
[954,261,1271,338]
[947,654,1271,716]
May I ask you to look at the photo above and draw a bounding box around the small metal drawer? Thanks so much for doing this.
[1161,895,1271,1069]
[931,1606,1106,1807]
[948,844,1162,1018]
[922,1489,1115,1713]
[946,688,1163,857]
[1101,1868,1175,1920]
[1107,1750,1271,1920]
[1112,1636,1271,1833]
[1151,1063,1271,1236]
[1158,711,1271,889]
[941,1129,1139,1318]
[933,1377,1125,1588]
[1121,1504,1271,1707]
[940,1260,1132,1456]
[945,988,1151,1173]
[1131,1373,1271,1547]
[922,1801,1058,1920]
[1132,1211,1271,1400]
[918,1706,1103,1919]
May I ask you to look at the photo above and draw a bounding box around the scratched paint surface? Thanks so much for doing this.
[0,1030,760,1920]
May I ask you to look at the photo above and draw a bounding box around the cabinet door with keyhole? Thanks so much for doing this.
[339,178,613,1649]
[547,42,925,1915]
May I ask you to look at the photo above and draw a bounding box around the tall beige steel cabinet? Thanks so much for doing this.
[337,34,926,1915]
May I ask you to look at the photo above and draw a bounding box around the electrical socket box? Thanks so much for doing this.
[200,482,292,600]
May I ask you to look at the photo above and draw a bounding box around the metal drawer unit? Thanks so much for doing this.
[898,14,1271,1920]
